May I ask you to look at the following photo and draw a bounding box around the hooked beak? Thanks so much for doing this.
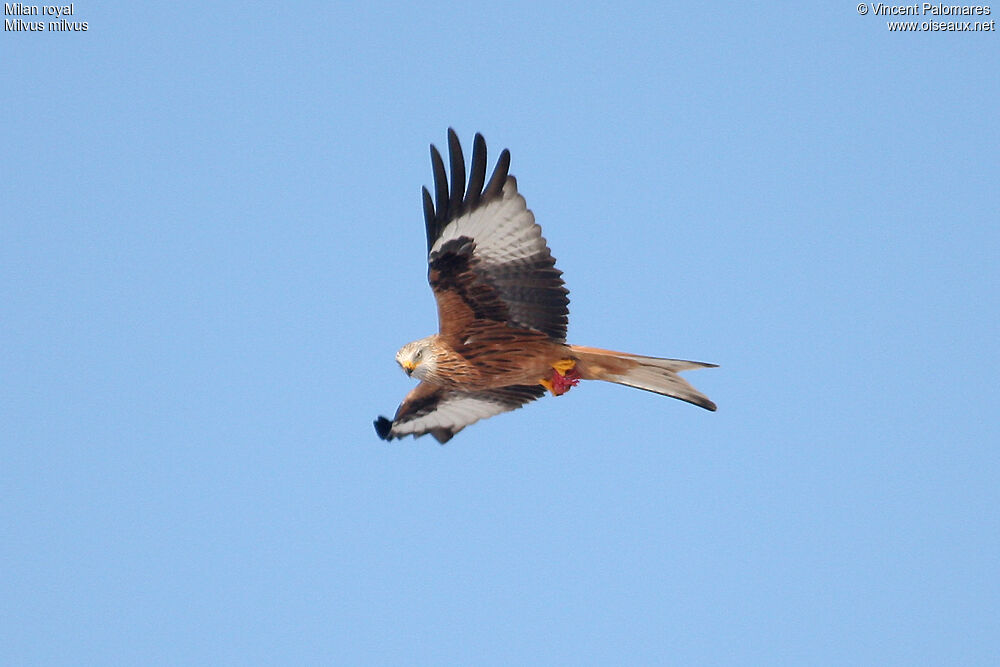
[402,361,415,376]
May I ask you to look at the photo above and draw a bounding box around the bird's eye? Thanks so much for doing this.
[415,349,424,360]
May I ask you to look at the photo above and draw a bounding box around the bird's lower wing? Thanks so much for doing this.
[374,382,546,444]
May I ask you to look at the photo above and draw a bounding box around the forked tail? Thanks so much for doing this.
[569,345,717,411]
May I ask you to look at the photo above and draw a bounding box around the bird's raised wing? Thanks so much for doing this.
[374,382,546,444]
[423,129,570,344]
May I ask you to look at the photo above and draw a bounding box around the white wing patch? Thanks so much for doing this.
[430,178,548,266]
[390,390,525,440]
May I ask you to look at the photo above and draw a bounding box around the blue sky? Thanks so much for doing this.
[3,2,998,664]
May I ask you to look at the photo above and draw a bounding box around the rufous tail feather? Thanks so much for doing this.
[569,345,717,411]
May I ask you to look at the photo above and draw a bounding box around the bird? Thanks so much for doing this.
[374,129,717,444]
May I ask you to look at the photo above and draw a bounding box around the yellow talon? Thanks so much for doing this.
[551,358,576,375]
[539,378,555,393]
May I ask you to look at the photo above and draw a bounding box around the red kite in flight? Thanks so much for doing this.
[375,130,716,443]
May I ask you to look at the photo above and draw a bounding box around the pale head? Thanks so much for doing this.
[395,335,439,380]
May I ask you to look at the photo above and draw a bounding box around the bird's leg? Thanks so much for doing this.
[540,359,581,396]
[551,359,576,375]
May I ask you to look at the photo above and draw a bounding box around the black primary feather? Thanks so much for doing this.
[423,129,511,252]
[374,417,392,440]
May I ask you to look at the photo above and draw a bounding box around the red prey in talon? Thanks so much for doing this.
[539,359,581,396]
[550,366,581,395]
